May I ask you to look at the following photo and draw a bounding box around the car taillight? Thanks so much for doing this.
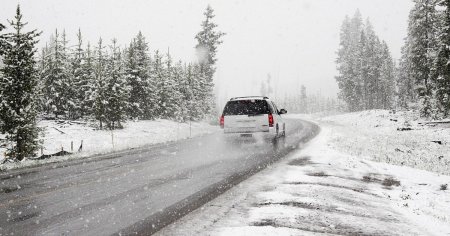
[268,113,274,127]
[220,115,224,128]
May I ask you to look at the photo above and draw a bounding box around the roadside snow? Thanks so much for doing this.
[157,114,450,236]
[319,110,450,175]
[0,119,218,170]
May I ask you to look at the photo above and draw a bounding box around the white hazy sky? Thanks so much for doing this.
[1,0,413,104]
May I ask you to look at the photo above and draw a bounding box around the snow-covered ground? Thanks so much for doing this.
[319,110,450,175]
[0,119,218,170]
[158,111,450,235]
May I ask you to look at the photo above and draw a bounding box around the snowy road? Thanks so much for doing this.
[0,118,319,235]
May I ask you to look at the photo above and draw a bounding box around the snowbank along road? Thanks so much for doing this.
[0,118,319,235]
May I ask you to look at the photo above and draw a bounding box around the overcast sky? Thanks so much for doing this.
[1,0,413,105]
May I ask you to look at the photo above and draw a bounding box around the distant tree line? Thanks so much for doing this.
[398,0,450,118]
[335,10,396,112]
[0,5,224,161]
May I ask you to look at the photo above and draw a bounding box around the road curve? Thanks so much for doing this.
[0,118,319,235]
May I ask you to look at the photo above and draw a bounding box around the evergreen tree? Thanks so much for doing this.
[300,85,308,113]
[92,38,108,128]
[336,11,364,111]
[363,20,382,109]
[70,28,85,118]
[0,23,5,54]
[153,50,167,118]
[42,29,71,118]
[186,63,204,120]
[61,30,77,119]
[0,23,6,132]
[175,62,190,122]
[104,39,129,129]
[79,42,96,117]
[195,5,225,116]
[433,0,450,116]
[181,63,199,121]
[379,41,395,109]
[397,38,416,108]
[36,44,49,113]
[407,0,439,117]
[0,6,41,161]
[159,51,179,119]
[125,32,156,119]
[170,60,184,121]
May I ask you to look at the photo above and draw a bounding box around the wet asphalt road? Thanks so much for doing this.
[0,118,319,235]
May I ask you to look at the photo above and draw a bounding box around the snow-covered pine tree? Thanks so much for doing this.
[0,23,6,54]
[379,41,395,109]
[397,38,416,108]
[70,28,85,118]
[153,50,167,118]
[0,23,5,132]
[195,5,225,117]
[433,0,450,117]
[92,38,108,129]
[80,42,96,117]
[171,60,185,121]
[61,30,77,119]
[407,0,439,117]
[159,51,179,119]
[300,85,307,113]
[182,63,198,121]
[125,32,156,120]
[192,63,208,120]
[42,29,71,118]
[104,39,129,129]
[357,29,367,110]
[0,6,41,161]
[176,62,190,122]
[363,20,383,109]
[336,11,364,111]
[36,45,49,114]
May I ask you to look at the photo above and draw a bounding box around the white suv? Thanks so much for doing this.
[220,96,287,140]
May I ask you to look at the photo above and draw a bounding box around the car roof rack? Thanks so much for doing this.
[230,96,269,100]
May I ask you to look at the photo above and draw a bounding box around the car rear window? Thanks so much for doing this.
[223,100,270,116]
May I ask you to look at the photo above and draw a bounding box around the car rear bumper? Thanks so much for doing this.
[222,127,277,140]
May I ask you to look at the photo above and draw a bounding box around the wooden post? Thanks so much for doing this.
[78,140,83,152]
[40,147,43,156]
[111,130,114,149]
[177,122,180,140]
[71,141,73,152]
